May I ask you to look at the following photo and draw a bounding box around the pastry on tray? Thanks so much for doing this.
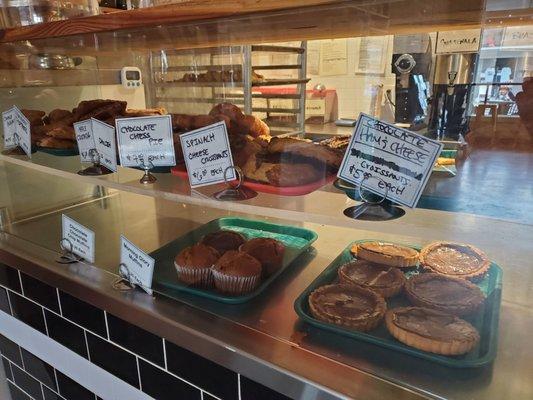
[267,137,343,169]
[308,284,386,332]
[337,260,406,298]
[200,230,246,256]
[419,242,490,280]
[37,137,76,149]
[385,307,480,355]
[351,242,419,268]
[405,273,485,316]
[240,238,285,277]
[174,244,220,287]
[212,250,262,295]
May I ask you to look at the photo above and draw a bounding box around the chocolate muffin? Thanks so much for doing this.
[200,230,246,255]
[174,244,220,287]
[239,238,285,276]
[212,250,262,294]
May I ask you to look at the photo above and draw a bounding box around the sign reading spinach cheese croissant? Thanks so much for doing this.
[180,121,236,188]
[116,115,176,168]
[338,113,442,208]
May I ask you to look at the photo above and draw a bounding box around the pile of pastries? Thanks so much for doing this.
[174,230,285,295]
[308,241,491,356]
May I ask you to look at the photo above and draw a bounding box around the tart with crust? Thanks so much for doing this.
[385,307,480,355]
[351,241,419,268]
[308,284,386,331]
[420,242,490,281]
[405,273,485,316]
[338,260,406,298]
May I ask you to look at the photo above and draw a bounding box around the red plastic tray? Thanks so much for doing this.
[171,165,335,196]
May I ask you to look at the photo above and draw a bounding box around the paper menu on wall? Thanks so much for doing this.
[116,115,175,168]
[319,39,348,76]
[338,113,443,208]
[436,29,481,54]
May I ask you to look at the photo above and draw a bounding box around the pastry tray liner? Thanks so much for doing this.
[152,217,317,304]
[294,240,502,368]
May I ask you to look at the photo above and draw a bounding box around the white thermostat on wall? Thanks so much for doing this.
[120,67,142,89]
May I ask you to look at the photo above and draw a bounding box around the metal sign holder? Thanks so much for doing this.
[112,263,153,295]
[78,149,112,176]
[139,158,157,184]
[56,238,83,264]
[343,175,405,221]
[213,166,257,201]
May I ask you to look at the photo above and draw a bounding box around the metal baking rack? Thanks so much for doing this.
[149,43,308,136]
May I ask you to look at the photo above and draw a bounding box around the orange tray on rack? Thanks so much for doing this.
[171,165,336,196]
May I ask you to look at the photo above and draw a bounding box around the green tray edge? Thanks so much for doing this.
[153,217,318,304]
[293,239,503,368]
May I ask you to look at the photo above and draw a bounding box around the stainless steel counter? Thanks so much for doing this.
[1,176,532,400]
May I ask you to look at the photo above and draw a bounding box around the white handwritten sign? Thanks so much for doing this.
[120,235,154,295]
[180,121,235,188]
[436,29,481,54]
[62,214,95,264]
[2,107,18,150]
[502,26,533,47]
[338,113,443,208]
[15,109,32,158]
[116,115,175,168]
[92,118,117,172]
[73,120,96,163]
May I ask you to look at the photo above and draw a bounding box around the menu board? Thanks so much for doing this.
[180,121,235,188]
[116,115,175,168]
[338,114,442,208]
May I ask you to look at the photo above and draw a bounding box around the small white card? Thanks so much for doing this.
[116,115,175,168]
[92,118,117,172]
[15,109,32,158]
[61,214,95,264]
[338,113,443,208]
[2,107,18,150]
[73,119,96,163]
[119,235,154,295]
[180,121,235,188]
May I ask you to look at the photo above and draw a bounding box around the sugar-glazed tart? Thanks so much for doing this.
[338,260,406,298]
[351,241,419,268]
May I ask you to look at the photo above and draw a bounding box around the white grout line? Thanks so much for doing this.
[53,368,60,396]
[201,391,204,400]
[56,288,63,316]
[17,270,24,297]
[5,285,13,316]
[42,308,50,336]
[103,311,110,340]
[84,330,91,362]
[136,357,143,392]
[162,338,168,370]
[238,374,242,400]
[2,284,219,396]
[40,382,46,400]
[6,377,37,400]
[18,345,25,370]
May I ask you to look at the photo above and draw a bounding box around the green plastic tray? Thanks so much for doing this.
[37,146,79,156]
[294,240,502,368]
[152,217,317,304]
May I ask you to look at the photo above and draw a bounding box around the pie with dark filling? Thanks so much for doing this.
[405,273,485,316]
[420,242,490,280]
[338,260,406,298]
[351,241,419,268]
[385,307,480,355]
[308,284,386,331]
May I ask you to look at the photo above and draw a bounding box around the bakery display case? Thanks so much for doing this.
[0,1,532,400]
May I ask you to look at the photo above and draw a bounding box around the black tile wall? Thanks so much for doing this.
[58,291,107,338]
[20,274,59,313]
[21,348,57,391]
[2,356,13,381]
[86,333,139,388]
[8,381,32,400]
[0,264,21,293]
[9,292,47,334]
[43,385,66,400]
[56,371,95,400]
[106,313,164,367]
[44,310,88,359]
[11,363,44,400]
[139,359,201,400]
[240,376,292,400]
[0,333,22,367]
[0,286,10,314]
[166,341,238,400]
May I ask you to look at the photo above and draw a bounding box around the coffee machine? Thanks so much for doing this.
[428,53,477,140]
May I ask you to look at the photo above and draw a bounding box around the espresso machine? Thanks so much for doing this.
[428,53,477,140]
